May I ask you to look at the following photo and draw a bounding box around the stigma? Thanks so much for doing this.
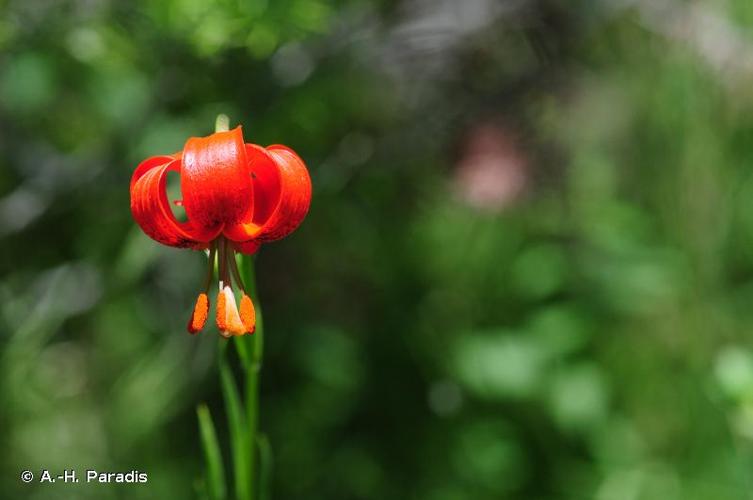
[187,238,256,337]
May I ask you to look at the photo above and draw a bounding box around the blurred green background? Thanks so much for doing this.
[3,0,753,498]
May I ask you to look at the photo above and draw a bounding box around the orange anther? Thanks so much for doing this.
[239,294,256,334]
[187,293,209,334]
[216,289,227,332]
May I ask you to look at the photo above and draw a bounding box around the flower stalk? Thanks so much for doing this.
[214,251,265,500]
[132,112,307,500]
[241,254,264,500]
[214,251,266,500]
[216,116,267,500]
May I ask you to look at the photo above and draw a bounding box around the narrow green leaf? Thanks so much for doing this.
[195,477,211,500]
[220,353,251,500]
[234,335,252,370]
[197,404,227,500]
[257,433,273,500]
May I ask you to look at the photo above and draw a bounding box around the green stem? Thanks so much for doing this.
[218,256,263,500]
[241,254,264,500]
[212,115,267,500]
[215,114,230,133]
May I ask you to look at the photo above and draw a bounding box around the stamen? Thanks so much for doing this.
[239,294,256,334]
[216,286,228,335]
[218,238,229,289]
[222,286,246,336]
[188,243,216,335]
[203,242,217,292]
[187,293,209,334]
[227,247,247,294]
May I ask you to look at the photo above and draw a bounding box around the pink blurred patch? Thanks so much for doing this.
[454,122,528,212]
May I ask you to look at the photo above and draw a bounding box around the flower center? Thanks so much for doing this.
[187,237,256,336]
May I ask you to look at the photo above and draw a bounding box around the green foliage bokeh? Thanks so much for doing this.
[2,0,753,499]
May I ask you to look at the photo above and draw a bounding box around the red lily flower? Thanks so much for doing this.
[130,126,311,337]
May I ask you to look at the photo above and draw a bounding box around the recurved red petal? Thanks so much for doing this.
[130,156,206,248]
[232,240,261,255]
[181,127,254,239]
[224,143,311,244]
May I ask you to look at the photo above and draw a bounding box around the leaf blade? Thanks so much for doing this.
[220,351,251,500]
[197,403,227,500]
